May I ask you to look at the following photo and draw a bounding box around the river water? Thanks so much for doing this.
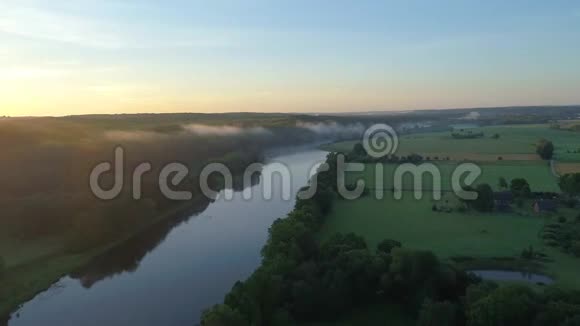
[469,270,554,284]
[9,148,327,326]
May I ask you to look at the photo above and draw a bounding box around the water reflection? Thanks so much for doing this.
[9,148,326,326]
[469,270,554,284]
[70,173,262,289]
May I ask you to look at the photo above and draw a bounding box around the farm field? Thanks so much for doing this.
[320,195,580,289]
[555,162,580,175]
[344,161,560,192]
[324,124,580,163]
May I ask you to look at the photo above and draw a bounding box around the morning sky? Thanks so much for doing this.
[1,0,579,116]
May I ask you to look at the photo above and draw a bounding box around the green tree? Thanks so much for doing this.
[510,178,531,198]
[377,239,402,254]
[498,177,508,189]
[468,285,537,326]
[417,300,457,326]
[537,139,555,160]
[472,184,494,212]
[201,304,248,326]
[465,282,498,308]
[352,143,367,157]
[560,173,580,196]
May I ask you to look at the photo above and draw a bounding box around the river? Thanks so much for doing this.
[9,148,327,326]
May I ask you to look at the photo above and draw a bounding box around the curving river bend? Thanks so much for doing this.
[9,148,327,326]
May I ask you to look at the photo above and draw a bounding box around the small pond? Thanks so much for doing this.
[469,270,554,284]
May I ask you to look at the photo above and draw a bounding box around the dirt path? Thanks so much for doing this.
[550,159,560,178]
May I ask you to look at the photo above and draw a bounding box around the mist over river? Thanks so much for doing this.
[9,147,327,326]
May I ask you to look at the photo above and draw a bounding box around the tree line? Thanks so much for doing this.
[202,153,580,325]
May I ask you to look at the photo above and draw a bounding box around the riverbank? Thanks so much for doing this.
[0,198,201,321]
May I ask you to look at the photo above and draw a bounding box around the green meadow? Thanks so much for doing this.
[320,124,580,291]
[344,161,559,192]
[320,194,580,289]
[325,124,580,162]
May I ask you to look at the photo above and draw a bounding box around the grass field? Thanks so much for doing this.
[319,123,580,291]
[320,195,580,289]
[344,161,560,192]
[324,124,580,163]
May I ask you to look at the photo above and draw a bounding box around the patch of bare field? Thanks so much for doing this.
[556,162,580,174]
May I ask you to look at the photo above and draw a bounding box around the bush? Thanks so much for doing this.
[201,304,248,326]
[377,239,402,254]
[559,216,567,223]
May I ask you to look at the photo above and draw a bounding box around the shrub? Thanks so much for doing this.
[201,304,248,326]
[558,216,567,223]
[377,239,402,254]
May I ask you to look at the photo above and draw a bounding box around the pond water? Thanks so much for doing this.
[9,148,328,326]
[469,270,554,284]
